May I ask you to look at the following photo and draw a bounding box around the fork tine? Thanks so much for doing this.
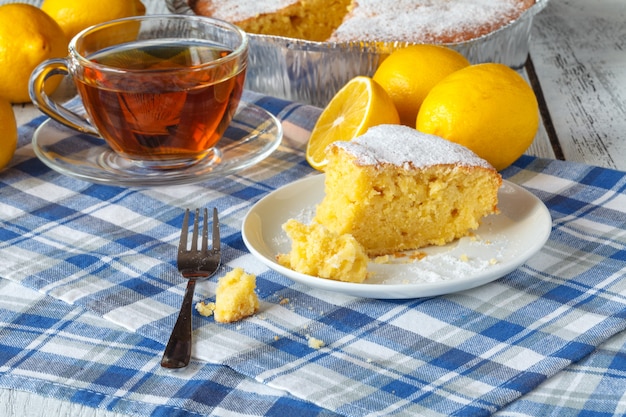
[201,208,209,252]
[178,209,190,255]
[190,208,200,252]
[212,207,220,252]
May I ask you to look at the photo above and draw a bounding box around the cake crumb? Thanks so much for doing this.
[195,301,215,317]
[274,335,280,341]
[278,219,369,283]
[306,334,326,349]
[279,297,290,305]
[409,251,428,261]
[459,254,470,262]
[374,255,390,264]
[196,268,259,323]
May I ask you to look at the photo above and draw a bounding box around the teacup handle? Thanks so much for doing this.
[29,58,99,136]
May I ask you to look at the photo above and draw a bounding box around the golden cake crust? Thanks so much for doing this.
[190,0,351,42]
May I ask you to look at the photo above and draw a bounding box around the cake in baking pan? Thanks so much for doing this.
[190,0,535,43]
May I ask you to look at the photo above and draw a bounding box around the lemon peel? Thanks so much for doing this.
[42,0,146,41]
[417,63,539,171]
[373,45,470,126]
[0,98,18,170]
[0,4,67,103]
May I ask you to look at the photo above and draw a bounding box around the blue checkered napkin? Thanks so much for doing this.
[3,90,626,416]
[0,279,335,417]
[497,329,626,416]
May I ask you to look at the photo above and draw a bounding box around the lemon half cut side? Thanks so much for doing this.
[306,76,400,171]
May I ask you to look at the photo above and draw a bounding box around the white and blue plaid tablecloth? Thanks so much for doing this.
[2,91,626,416]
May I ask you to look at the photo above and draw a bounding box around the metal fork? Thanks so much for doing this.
[161,207,221,369]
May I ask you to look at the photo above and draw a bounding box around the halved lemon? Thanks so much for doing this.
[305,76,400,171]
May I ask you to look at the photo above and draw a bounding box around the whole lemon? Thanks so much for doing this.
[0,98,18,170]
[0,4,67,103]
[373,45,470,126]
[416,63,539,171]
[42,0,146,42]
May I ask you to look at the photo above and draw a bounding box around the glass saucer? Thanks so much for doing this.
[32,102,283,187]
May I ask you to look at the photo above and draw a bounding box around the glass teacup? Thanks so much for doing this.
[30,14,248,170]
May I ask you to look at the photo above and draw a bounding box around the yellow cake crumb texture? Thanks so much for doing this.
[196,301,216,317]
[215,267,259,323]
[191,0,350,41]
[277,219,369,283]
[195,267,259,323]
[306,334,326,349]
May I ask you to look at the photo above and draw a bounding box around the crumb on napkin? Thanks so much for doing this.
[195,267,259,323]
[306,334,326,349]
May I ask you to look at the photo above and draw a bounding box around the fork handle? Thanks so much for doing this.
[161,279,197,369]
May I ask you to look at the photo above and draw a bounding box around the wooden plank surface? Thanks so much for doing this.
[523,63,557,161]
[529,0,626,169]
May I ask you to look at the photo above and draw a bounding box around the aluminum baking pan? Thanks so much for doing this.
[167,0,549,107]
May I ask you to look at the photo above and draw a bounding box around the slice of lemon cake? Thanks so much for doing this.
[314,125,502,256]
[277,219,368,283]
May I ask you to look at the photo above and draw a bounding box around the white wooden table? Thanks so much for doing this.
[527,0,626,169]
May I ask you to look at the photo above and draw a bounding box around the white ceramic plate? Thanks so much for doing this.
[32,102,282,187]
[242,175,552,299]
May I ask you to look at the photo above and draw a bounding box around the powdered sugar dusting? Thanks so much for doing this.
[331,0,535,43]
[272,205,316,248]
[331,125,495,170]
[366,231,510,285]
[194,0,298,22]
